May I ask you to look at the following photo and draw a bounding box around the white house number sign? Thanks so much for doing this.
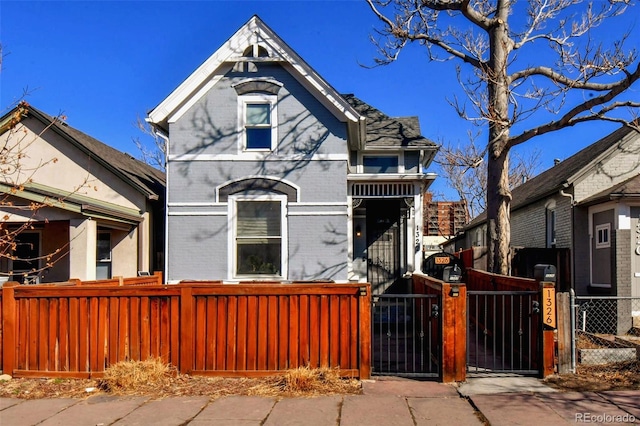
[635,221,640,255]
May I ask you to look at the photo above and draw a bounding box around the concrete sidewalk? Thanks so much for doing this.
[0,377,638,425]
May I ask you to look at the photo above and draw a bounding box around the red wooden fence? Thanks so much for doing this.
[1,280,371,379]
[466,268,538,291]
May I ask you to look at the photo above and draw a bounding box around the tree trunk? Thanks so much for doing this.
[486,147,511,274]
[486,0,512,274]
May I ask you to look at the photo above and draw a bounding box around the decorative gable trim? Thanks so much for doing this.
[148,15,363,147]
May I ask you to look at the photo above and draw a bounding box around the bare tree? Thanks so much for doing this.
[367,0,640,273]
[436,135,542,219]
[133,117,166,171]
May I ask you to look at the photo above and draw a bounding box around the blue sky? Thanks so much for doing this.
[1,1,639,199]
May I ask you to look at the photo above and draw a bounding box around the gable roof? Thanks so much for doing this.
[511,125,637,209]
[147,15,366,147]
[465,124,638,228]
[0,103,165,201]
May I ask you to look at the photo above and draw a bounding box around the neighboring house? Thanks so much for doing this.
[0,104,165,283]
[449,125,640,305]
[147,16,437,293]
[422,192,467,258]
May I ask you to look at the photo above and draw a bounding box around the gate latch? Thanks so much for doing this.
[431,304,439,318]
[532,300,540,314]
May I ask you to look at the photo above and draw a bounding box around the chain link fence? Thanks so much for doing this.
[573,295,640,366]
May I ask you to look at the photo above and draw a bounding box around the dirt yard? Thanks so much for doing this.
[1,360,638,400]
[0,362,363,400]
[543,360,640,392]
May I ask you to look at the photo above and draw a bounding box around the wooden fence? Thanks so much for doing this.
[1,278,371,379]
[466,268,539,291]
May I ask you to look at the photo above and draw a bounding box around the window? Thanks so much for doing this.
[546,208,556,247]
[10,231,40,280]
[363,156,399,173]
[240,95,277,151]
[595,223,610,249]
[96,231,112,279]
[232,196,286,277]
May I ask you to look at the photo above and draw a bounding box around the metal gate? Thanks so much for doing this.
[467,290,541,375]
[372,294,440,377]
[366,200,407,296]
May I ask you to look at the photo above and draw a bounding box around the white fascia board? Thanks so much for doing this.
[148,16,363,137]
[347,173,436,182]
[167,73,228,124]
[148,22,257,125]
[282,63,360,122]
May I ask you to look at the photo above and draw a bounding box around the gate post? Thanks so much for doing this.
[359,284,371,379]
[2,281,19,376]
[441,282,466,382]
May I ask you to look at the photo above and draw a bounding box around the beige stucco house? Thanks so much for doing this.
[0,103,165,283]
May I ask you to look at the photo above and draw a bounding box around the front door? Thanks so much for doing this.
[367,200,406,295]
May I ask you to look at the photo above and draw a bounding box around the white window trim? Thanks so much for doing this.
[227,193,288,280]
[595,223,611,249]
[237,94,278,153]
[358,152,404,174]
[546,207,556,248]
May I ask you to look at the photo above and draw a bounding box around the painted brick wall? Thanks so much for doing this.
[574,131,640,202]
[511,200,547,247]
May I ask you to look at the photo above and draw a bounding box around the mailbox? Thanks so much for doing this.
[443,264,462,283]
[534,264,556,283]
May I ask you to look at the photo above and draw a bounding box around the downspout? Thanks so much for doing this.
[559,185,576,372]
[153,127,170,283]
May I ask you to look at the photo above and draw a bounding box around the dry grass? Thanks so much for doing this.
[247,366,361,397]
[544,360,640,392]
[97,358,176,394]
[0,360,362,400]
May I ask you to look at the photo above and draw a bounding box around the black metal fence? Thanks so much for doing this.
[371,294,440,377]
[467,290,541,375]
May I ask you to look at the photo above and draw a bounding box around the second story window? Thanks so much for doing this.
[363,155,399,173]
[240,95,277,151]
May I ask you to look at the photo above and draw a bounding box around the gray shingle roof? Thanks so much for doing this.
[465,124,637,228]
[7,105,165,200]
[342,94,437,149]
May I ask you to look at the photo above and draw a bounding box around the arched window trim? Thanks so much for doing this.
[218,177,298,202]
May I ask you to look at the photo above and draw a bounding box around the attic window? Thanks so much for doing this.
[243,45,270,58]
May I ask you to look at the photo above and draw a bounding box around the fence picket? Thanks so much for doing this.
[2,280,371,379]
